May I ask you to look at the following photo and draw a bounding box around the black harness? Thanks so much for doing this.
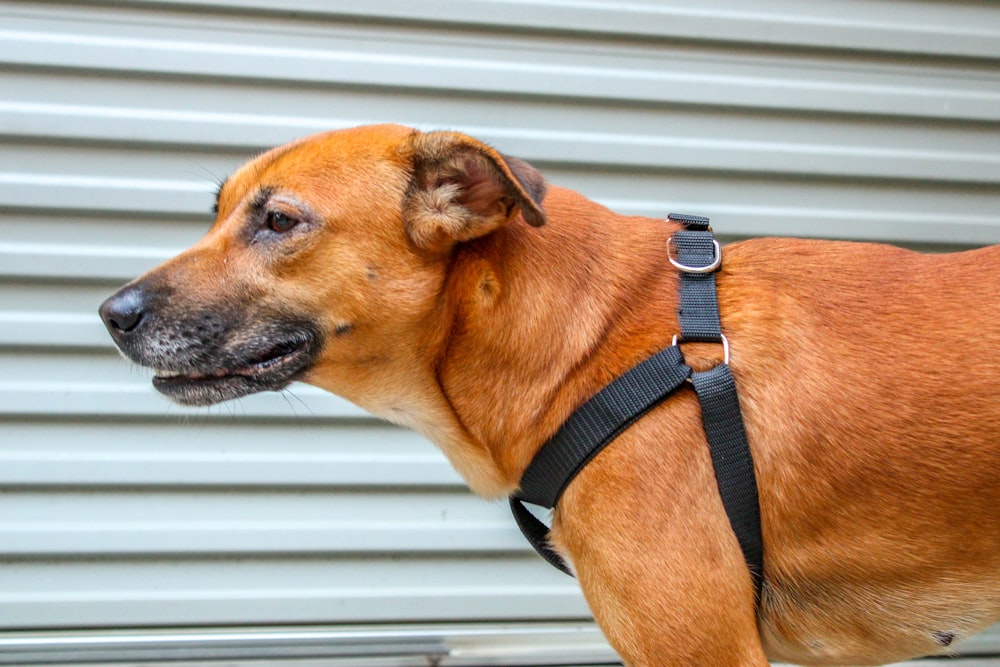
[509,214,764,605]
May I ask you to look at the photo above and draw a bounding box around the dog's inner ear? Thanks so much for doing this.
[403,132,546,252]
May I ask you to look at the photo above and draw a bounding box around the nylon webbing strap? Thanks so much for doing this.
[671,213,764,603]
[510,213,763,608]
[509,495,573,575]
[510,345,692,576]
[670,218,722,342]
[517,345,691,508]
[691,364,764,598]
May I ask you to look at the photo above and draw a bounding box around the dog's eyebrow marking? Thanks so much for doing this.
[250,186,275,213]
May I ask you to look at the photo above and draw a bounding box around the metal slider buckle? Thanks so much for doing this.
[672,333,730,366]
[666,236,722,274]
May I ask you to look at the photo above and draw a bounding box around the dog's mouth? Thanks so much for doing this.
[151,330,320,406]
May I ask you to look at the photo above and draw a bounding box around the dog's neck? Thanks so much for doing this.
[429,187,683,497]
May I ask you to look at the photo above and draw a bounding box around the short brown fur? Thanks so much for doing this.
[100,124,1000,667]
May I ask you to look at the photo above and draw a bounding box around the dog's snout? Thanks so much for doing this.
[99,283,148,335]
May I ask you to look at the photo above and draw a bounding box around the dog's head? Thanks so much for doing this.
[99,124,546,410]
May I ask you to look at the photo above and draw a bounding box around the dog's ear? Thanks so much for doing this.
[403,131,546,251]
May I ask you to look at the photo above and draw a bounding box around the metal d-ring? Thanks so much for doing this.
[667,237,722,274]
[672,333,730,366]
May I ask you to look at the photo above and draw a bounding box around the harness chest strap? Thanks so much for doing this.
[509,214,764,605]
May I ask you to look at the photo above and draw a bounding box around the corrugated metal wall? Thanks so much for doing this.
[0,1,998,664]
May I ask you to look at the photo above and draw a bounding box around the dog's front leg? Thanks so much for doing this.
[566,540,768,666]
[552,421,769,666]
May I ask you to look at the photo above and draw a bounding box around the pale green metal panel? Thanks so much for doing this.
[0,0,997,663]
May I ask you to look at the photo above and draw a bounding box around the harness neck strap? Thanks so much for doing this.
[510,214,764,604]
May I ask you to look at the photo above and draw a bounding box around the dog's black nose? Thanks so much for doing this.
[99,284,147,335]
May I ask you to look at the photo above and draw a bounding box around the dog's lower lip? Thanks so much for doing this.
[153,342,307,383]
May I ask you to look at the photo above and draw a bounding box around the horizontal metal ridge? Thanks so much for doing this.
[4,106,1000,182]
[0,622,617,666]
[0,558,590,629]
[0,490,523,556]
[93,0,1000,60]
[0,421,462,487]
[1,8,998,121]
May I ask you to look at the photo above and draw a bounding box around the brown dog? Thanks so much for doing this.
[99,124,1000,666]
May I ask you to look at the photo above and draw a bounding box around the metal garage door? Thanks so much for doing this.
[1,1,998,664]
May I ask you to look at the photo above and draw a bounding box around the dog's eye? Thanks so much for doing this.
[266,210,297,233]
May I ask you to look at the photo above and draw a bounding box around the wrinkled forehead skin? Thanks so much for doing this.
[216,123,416,231]
[207,124,436,325]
